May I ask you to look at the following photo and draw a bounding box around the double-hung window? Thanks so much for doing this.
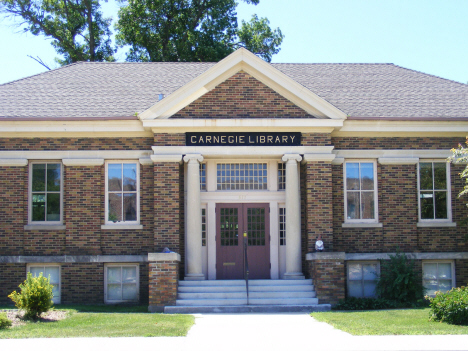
[418,162,451,222]
[29,162,62,224]
[423,261,455,296]
[347,262,379,298]
[105,161,139,224]
[344,161,378,222]
[105,264,139,303]
[28,264,61,304]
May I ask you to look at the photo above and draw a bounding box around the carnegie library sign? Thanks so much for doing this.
[186,132,301,146]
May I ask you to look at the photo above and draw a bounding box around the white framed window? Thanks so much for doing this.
[104,264,139,303]
[29,162,63,224]
[344,161,378,222]
[423,261,455,296]
[105,161,140,224]
[418,161,451,222]
[347,262,379,298]
[202,208,207,246]
[279,207,286,246]
[200,163,207,191]
[27,264,61,304]
[278,162,286,191]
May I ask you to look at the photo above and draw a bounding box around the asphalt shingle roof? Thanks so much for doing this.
[1,61,467,119]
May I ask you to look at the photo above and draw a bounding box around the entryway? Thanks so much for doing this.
[216,203,270,280]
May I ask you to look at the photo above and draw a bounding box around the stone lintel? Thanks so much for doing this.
[148,252,181,262]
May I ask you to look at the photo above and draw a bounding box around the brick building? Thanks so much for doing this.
[1,48,467,312]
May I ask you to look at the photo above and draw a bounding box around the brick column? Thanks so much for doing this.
[307,252,346,305]
[148,253,180,312]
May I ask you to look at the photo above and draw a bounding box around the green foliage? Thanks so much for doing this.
[449,137,468,233]
[332,297,398,311]
[376,251,425,305]
[0,313,12,329]
[115,0,283,62]
[427,286,468,325]
[0,0,115,65]
[8,272,54,320]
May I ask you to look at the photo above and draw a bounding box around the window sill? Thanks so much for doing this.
[101,224,143,230]
[24,224,66,231]
[342,222,383,228]
[417,222,456,228]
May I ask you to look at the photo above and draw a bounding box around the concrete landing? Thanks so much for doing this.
[164,304,331,314]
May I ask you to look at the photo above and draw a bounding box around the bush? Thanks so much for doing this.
[427,286,468,325]
[0,313,12,329]
[8,272,54,320]
[333,297,398,310]
[376,251,425,306]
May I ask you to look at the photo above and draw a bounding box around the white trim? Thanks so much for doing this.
[378,157,419,165]
[139,157,153,166]
[0,150,152,160]
[104,263,140,304]
[24,224,66,230]
[139,48,347,120]
[0,120,151,137]
[0,158,28,167]
[62,158,104,166]
[105,160,140,225]
[147,253,181,262]
[302,153,336,163]
[343,160,379,224]
[422,260,456,297]
[331,157,344,165]
[27,264,61,304]
[152,146,334,159]
[28,161,64,225]
[150,154,183,163]
[417,160,452,223]
[335,150,451,159]
[101,224,143,230]
[333,120,468,137]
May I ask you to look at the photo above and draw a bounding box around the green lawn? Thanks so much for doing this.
[0,305,194,338]
[311,308,468,335]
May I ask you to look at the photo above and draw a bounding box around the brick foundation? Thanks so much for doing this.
[148,253,180,312]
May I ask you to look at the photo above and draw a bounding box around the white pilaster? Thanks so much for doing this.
[183,154,205,280]
[281,154,304,279]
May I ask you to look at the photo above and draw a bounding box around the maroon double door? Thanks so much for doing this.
[216,203,270,280]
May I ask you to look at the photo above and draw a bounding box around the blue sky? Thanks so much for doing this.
[0,0,467,85]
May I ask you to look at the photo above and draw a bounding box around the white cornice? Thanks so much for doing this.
[150,154,183,163]
[139,48,347,120]
[0,158,28,167]
[302,153,336,163]
[0,120,152,137]
[335,150,451,159]
[152,146,334,159]
[143,118,342,133]
[333,120,468,137]
[0,150,152,160]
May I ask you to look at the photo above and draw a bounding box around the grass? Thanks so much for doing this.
[0,305,194,338]
[311,308,468,335]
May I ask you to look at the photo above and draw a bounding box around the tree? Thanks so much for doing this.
[0,0,115,65]
[449,137,468,229]
[115,0,283,62]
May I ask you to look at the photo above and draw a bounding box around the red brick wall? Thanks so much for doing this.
[24,230,66,255]
[61,263,104,304]
[148,260,179,311]
[0,263,25,304]
[309,259,345,305]
[172,71,313,119]
[456,259,468,287]
[0,167,25,255]
[301,133,332,146]
[0,138,152,151]
[154,163,182,254]
[153,133,185,146]
[64,166,102,255]
[332,137,464,150]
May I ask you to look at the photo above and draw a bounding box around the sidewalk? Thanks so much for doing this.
[1,313,467,351]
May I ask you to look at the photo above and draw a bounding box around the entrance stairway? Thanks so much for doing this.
[164,279,331,313]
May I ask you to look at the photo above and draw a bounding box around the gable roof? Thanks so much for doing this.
[1,51,467,120]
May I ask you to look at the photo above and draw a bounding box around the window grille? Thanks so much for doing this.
[200,163,206,191]
[217,163,267,190]
[279,207,286,246]
[278,162,286,190]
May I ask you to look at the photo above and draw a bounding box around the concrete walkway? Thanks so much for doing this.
[1,313,468,351]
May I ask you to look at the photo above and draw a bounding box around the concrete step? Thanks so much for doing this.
[179,279,313,286]
[249,291,316,298]
[248,279,312,286]
[178,292,247,299]
[248,297,319,305]
[179,280,245,286]
[248,285,314,292]
[176,298,248,306]
[179,285,247,293]
[165,304,331,314]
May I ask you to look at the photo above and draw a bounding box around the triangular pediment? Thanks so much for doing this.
[139,48,347,120]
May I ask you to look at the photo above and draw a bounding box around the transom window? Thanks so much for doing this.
[418,162,450,220]
[28,265,61,304]
[347,262,379,298]
[217,163,267,190]
[105,264,139,303]
[344,161,377,221]
[30,162,62,223]
[423,261,454,296]
[106,162,139,224]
